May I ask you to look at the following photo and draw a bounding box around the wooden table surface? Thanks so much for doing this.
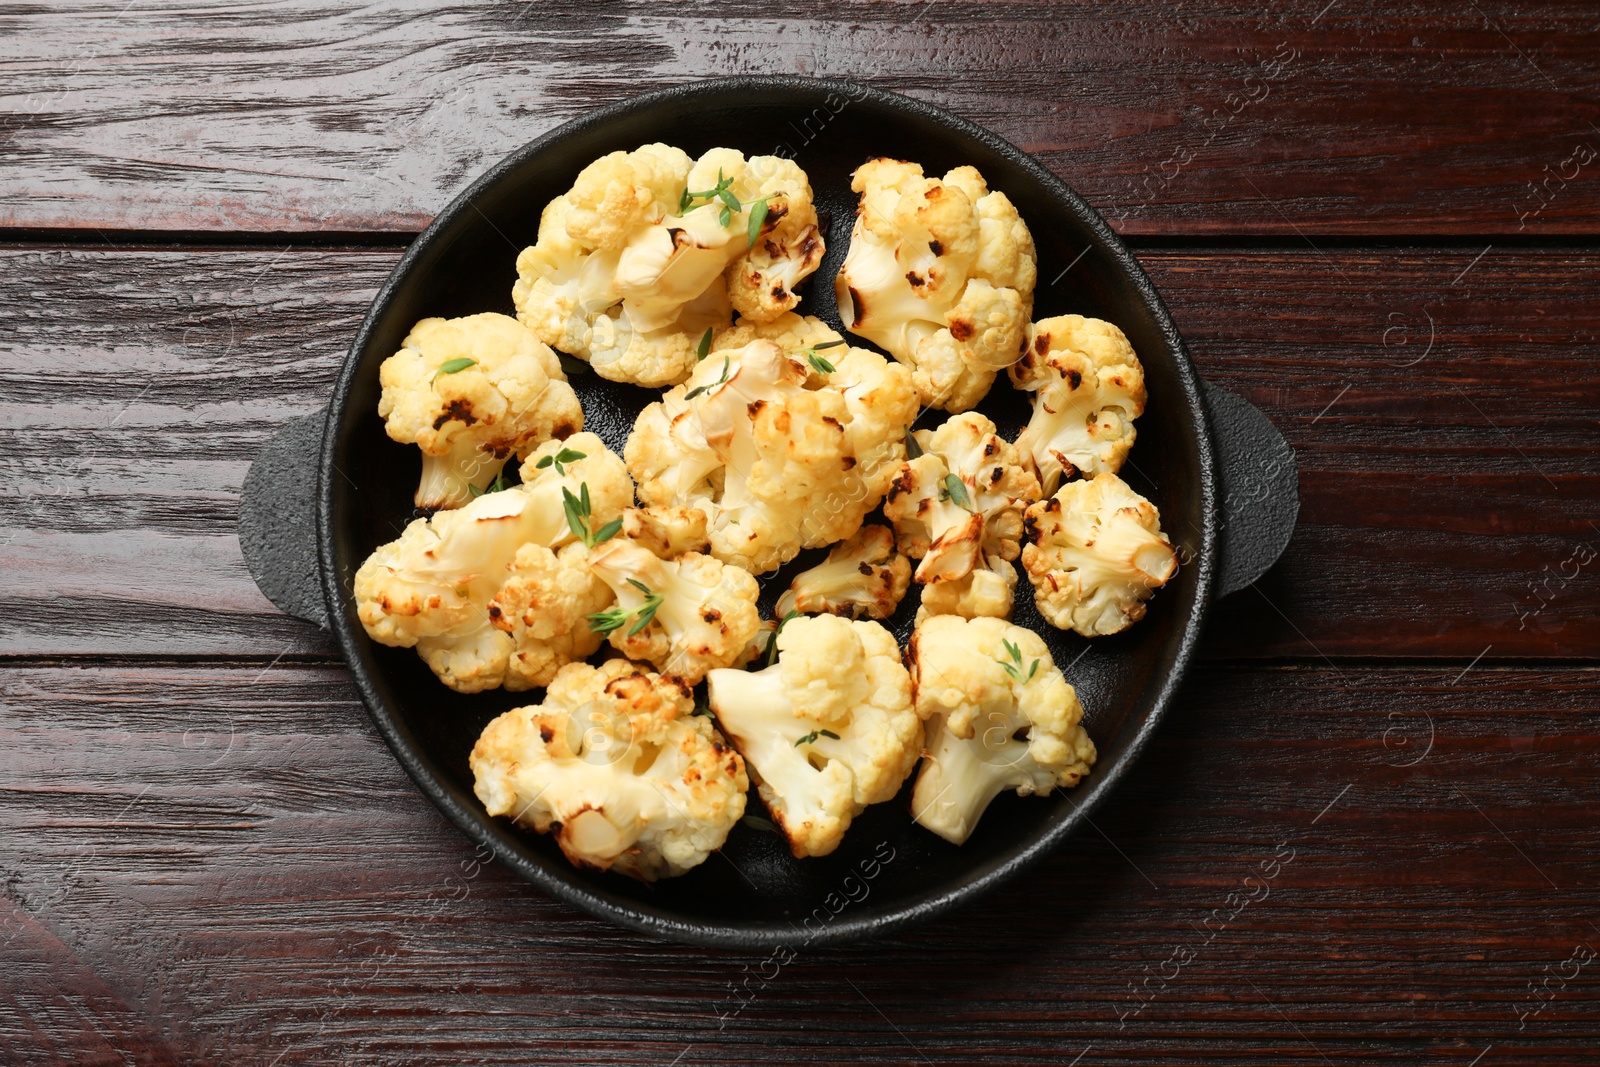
[4,3,1599,1064]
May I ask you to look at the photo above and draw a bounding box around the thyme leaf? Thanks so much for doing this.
[943,473,973,510]
[747,196,772,246]
[794,728,841,747]
[586,583,665,637]
[535,447,587,476]
[764,609,800,668]
[682,357,731,401]
[434,357,476,377]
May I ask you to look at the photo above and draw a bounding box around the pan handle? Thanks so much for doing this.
[238,409,329,628]
[1201,383,1299,597]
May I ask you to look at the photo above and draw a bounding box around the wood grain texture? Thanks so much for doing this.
[2,662,1596,1065]
[3,2,1599,237]
[5,3,1597,1062]
[3,244,1596,659]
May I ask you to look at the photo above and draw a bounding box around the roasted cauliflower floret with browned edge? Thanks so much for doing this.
[1021,471,1177,637]
[908,615,1096,845]
[914,551,1018,625]
[625,336,914,574]
[485,540,613,691]
[775,524,911,621]
[706,614,922,858]
[352,433,632,693]
[1010,315,1147,495]
[584,538,762,685]
[513,144,825,388]
[377,313,582,509]
[619,504,710,560]
[834,159,1036,412]
[471,660,748,880]
[883,412,1041,594]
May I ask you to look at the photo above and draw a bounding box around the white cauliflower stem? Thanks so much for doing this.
[626,336,914,574]
[883,412,1041,588]
[513,144,825,388]
[377,313,583,509]
[908,615,1096,845]
[834,159,1037,412]
[471,660,748,881]
[775,524,911,621]
[352,433,632,692]
[584,539,761,684]
[1010,315,1147,494]
[706,614,922,858]
[1021,471,1178,637]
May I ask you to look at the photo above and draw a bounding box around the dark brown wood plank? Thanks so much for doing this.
[3,244,1597,659]
[2,3,1598,237]
[0,245,362,657]
[1149,247,1600,660]
[2,662,1596,1064]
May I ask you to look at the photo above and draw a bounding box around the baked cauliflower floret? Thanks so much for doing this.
[775,525,911,621]
[706,614,922,858]
[513,145,824,388]
[470,660,748,881]
[835,159,1036,412]
[883,412,1041,588]
[585,539,761,684]
[914,551,1018,624]
[907,615,1096,845]
[377,313,583,509]
[352,433,632,693]
[1010,315,1147,494]
[626,336,911,574]
[485,541,612,691]
[1021,471,1177,637]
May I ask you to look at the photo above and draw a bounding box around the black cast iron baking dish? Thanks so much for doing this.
[239,76,1298,948]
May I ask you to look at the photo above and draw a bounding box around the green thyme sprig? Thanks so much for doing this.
[434,357,476,378]
[795,338,845,376]
[534,447,586,477]
[745,195,773,247]
[794,728,841,747]
[587,578,664,637]
[677,170,777,245]
[467,465,512,498]
[682,356,731,401]
[904,427,924,459]
[679,169,740,225]
[939,473,974,510]
[562,482,622,549]
[695,326,714,362]
[762,609,800,669]
[996,638,1040,683]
